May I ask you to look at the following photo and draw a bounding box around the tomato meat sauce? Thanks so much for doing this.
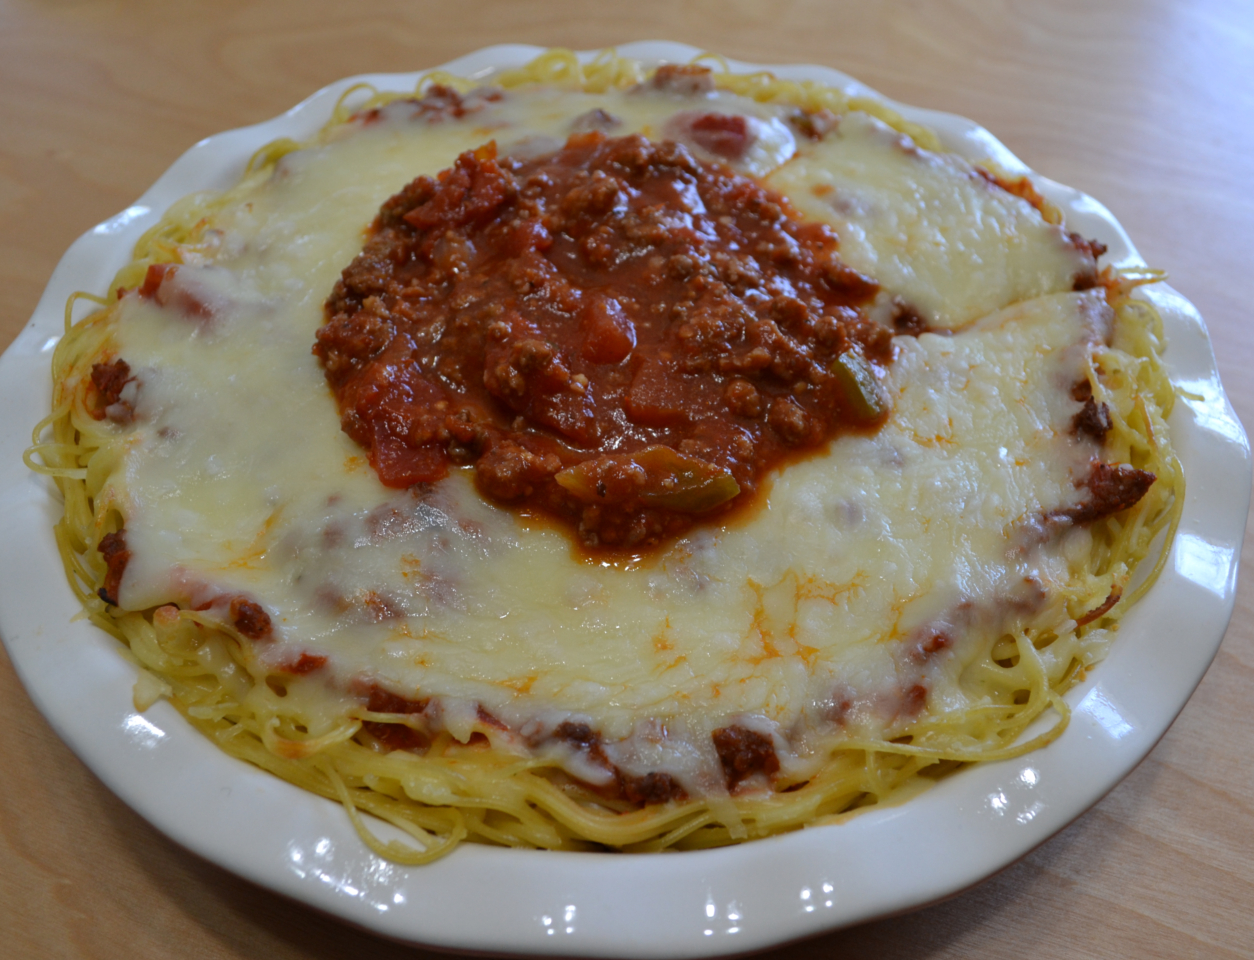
[316,131,892,548]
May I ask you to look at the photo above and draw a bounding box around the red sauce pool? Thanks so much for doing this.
[315,131,892,548]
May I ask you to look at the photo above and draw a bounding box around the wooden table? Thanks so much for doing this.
[2,1,1252,957]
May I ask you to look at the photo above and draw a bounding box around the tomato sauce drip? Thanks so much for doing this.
[316,133,891,548]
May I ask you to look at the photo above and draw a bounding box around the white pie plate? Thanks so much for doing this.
[0,40,1248,958]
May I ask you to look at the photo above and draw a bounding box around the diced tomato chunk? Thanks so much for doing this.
[626,359,688,427]
[370,428,448,488]
[581,297,636,364]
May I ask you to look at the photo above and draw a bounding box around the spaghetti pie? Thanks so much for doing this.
[30,51,1181,862]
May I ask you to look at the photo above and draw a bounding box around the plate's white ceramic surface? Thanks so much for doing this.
[1,42,1248,958]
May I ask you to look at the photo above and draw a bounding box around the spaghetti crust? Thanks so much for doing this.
[29,49,1182,863]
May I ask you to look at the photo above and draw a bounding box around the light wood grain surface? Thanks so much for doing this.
[2,1,1252,957]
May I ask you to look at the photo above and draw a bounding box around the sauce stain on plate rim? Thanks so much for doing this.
[0,40,1247,958]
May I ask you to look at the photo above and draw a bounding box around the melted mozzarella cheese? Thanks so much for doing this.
[353,83,796,177]
[102,86,1106,795]
[769,112,1091,329]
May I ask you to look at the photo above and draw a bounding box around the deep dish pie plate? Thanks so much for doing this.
[0,40,1247,958]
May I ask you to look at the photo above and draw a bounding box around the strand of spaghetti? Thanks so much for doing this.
[313,756,466,865]
[1123,454,1186,610]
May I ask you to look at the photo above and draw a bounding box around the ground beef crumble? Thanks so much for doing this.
[316,132,891,549]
